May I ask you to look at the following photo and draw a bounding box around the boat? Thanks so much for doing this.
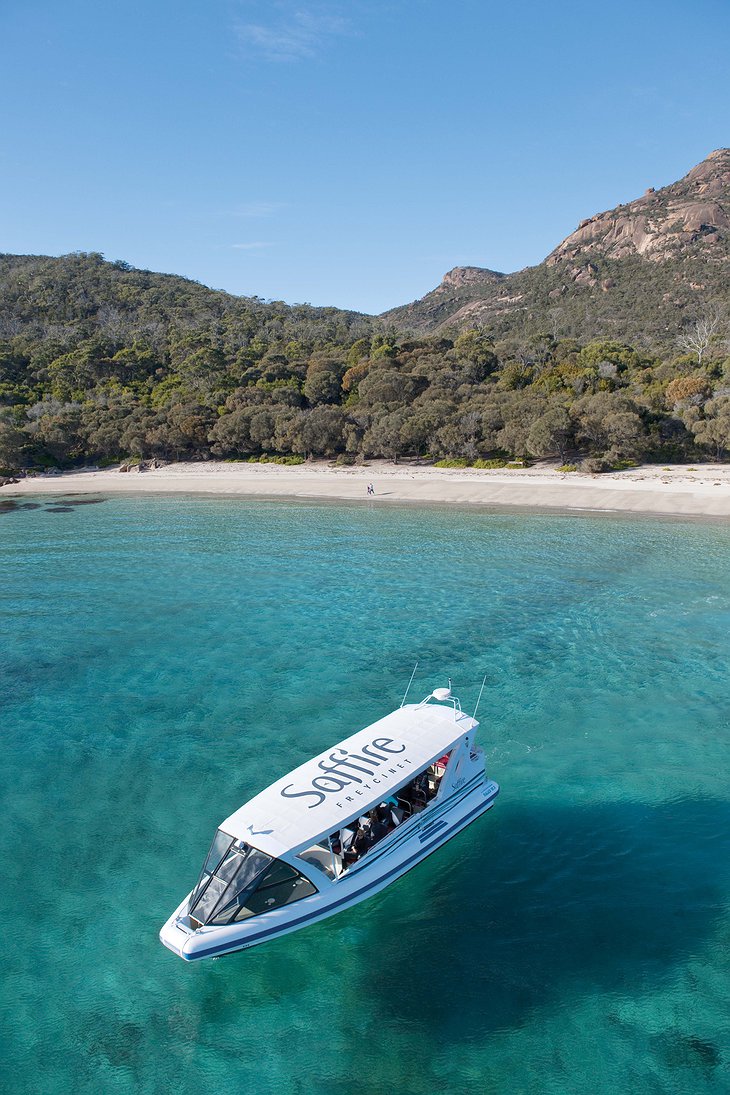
[159,682,499,960]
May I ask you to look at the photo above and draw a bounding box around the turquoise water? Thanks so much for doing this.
[2,495,730,1094]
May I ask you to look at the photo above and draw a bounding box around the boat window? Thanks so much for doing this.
[336,801,400,872]
[336,756,453,874]
[257,858,302,888]
[234,860,316,921]
[395,754,451,816]
[204,830,233,874]
[188,835,272,926]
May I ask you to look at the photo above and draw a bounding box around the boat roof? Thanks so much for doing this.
[219,701,477,859]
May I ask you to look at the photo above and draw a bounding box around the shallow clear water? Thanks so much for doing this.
[2,495,730,1094]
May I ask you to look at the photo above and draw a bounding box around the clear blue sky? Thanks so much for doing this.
[2,0,729,314]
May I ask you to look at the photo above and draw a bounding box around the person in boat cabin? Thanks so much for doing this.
[370,804,391,841]
[335,769,447,872]
[353,823,372,857]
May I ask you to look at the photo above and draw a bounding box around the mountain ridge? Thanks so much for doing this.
[382,149,730,346]
[2,149,730,359]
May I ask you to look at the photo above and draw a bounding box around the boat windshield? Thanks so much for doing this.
[187,830,317,926]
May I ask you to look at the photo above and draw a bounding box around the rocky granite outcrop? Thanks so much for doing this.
[546,148,730,266]
[438,266,505,290]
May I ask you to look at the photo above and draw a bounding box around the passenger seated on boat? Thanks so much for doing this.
[370,809,390,843]
[426,754,451,795]
[353,824,373,857]
[413,772,429,797]
[398,774,427,813]
[354,825,370,854]
[381,795,400,821]
[343,847,358,869]
[434,753,451,775]
[338,822,360,868]
[341,804,399,871]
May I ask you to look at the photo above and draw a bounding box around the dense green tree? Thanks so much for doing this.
[25,400,83,462]
[495,391,548,455]
[294,406,347,457]
[303,356,345,405]
[686,397,730,459]
[527,404,574,462]
[357,368,418,408]
[573,392,650,462]
[209,408,257,456]
[0,410,29,468]
[452,329,499,381]
[401,402,454,457]
[363,410,410,462]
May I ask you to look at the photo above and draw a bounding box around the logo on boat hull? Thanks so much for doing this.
[280,737,409,809]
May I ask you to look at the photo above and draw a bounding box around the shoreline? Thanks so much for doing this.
[4,460,730,518]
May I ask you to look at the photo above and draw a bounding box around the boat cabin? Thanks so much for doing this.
[182,693,481,929]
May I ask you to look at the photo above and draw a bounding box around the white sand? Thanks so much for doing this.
[4,460,730,518]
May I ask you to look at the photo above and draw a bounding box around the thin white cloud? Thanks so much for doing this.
[236,5,349,62]
[234,201,288,217]
[231,241,276,250]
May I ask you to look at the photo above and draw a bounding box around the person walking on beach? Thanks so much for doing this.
[366,483,375,495]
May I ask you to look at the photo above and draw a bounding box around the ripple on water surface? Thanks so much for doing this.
[1,496,729,1094]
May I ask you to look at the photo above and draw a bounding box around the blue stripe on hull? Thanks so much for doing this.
[186,789,497,960]
[419,819,447,842]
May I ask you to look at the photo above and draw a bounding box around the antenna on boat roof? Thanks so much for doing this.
[400,661,419,707]
[472,674,488,721]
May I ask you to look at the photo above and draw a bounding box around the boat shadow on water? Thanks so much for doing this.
[354,795,730,1040]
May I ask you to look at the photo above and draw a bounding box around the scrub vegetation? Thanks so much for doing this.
[1,252,730,472]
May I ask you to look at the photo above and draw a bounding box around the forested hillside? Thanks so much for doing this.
[1,251,730,472]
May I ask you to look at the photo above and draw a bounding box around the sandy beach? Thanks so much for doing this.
[4,460,730,517]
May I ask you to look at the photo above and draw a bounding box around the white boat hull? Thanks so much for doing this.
[160,777,498,961]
